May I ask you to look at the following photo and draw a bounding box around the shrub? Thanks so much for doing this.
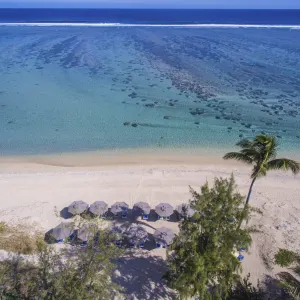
[275,248,298,268]
[0,222,43,255]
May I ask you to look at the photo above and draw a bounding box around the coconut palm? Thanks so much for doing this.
[224,134,300,207]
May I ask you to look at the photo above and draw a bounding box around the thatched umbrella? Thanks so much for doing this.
[153,227,175,246]
[176,204,195,218]
[89,201,108,216]
[125,224,148,245]
[52,222,74,241]
[77,223,97,242]
[110,202,129,215]
[68,200,89,215]
[155,203,174,218]
[133,202,151,216]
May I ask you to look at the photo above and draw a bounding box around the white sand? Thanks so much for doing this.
[0,152,299,298]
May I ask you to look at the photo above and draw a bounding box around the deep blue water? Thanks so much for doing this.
[0,9,300,25]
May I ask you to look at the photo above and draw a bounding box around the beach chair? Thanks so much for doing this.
[69,233,76,242]
[142,214,149,220]
[237,254,244,262]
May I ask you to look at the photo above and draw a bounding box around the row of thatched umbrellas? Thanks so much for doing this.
[67,200,195,219]
[52,222,175,248]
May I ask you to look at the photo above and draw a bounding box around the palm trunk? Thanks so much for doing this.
[245,177,256,206]
[237,177,257,229]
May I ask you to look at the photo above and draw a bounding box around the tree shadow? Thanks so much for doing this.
[262,274,292,300]
[44,229,56,244]
[146,209,160,223]
[135,219,157,231]
[60,207,73,219]
[168,213,179,223]
[113,255,176,300]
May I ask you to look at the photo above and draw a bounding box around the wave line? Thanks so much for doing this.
[0,22,299,29]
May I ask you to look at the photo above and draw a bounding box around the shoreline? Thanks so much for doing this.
[1,146,299,172]
[0,147,246,172]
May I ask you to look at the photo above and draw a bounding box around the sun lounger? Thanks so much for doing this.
[237,254,244,261]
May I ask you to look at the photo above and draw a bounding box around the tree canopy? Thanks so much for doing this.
[165,176,253,299]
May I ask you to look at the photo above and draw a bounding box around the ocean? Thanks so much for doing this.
[0,9,300,155]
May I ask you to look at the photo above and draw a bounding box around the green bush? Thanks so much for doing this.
[275,248,298,267]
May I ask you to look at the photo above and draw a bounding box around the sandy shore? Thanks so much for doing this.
[0,151,299,298]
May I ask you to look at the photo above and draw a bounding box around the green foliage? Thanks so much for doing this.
[165,176,252,300]
[275,248,298,268]
[0,226,123,300]
[224,134,300,207]
[224,135,300,179]
[274,248,300,299]
[228,273,265,300]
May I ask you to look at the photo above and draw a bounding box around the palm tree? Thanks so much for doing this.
[224,134,300,208]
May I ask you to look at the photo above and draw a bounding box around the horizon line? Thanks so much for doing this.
[1,7,300,10]
[1,23,299,28]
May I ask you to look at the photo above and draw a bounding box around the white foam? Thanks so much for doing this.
[0,22,299,29]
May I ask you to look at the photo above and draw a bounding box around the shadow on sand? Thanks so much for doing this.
[60,207,73,219]
[262,274,292,300]
[113,255,176,300]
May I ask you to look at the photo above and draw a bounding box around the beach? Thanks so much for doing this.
[1,12,300,297]
[1,151,299,298]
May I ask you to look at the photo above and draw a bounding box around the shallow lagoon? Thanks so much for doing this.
[0,27,299,155]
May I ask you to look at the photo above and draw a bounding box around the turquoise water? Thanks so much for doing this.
[0,26,300,155]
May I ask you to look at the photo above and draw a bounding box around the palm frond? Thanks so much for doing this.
[266,159,300,174]
[223,152,253,164]
[277,272,300,300]
[240,148,261,160]
[236,138,253,149]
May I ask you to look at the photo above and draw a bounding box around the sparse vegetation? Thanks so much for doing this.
[0,222,43,255]
[0,223,123,299]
